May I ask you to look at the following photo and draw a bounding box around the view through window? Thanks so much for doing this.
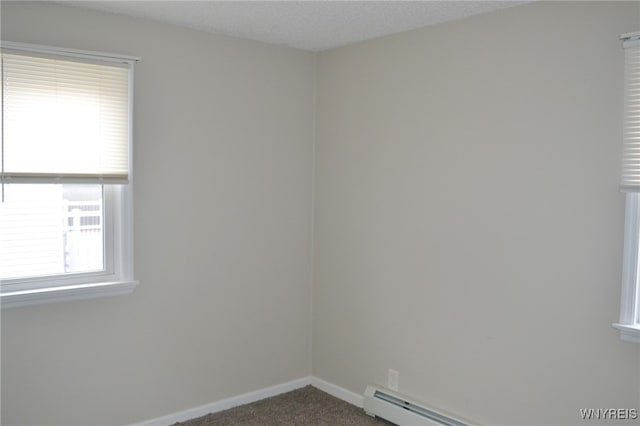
[0,184,104,280]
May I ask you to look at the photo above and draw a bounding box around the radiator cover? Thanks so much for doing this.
[363,386,471,426]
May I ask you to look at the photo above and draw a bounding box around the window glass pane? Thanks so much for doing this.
[0,184,104,280]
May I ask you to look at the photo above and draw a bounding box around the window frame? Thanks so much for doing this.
[613,192,640,343]
[0,42,139,308]
[613,193,640,343]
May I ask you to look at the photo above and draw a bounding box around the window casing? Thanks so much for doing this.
[614,32,640,342]
[0,42,139,308]
[614,193,640,342]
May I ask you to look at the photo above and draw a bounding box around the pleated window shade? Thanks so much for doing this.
[621,34,640,192]
[1,49,131,184]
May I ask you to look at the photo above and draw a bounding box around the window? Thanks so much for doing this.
[614,31,640,342]
[0,42,139,308]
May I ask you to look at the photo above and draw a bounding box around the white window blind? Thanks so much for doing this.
[621,33,640,191]
[1,46,132,184]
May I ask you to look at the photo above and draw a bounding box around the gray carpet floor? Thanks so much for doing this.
[173,385,393,425]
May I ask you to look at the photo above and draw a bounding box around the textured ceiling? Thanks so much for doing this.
[60,1,526,51]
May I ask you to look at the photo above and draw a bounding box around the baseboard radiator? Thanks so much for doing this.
[363,386,471,426]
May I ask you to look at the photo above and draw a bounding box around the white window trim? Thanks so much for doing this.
[613,193,640,343]
[0,280,138,309]
[0,41,140,308]
[613,324,640,343]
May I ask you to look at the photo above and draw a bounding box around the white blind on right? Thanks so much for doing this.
[621,34,640,191]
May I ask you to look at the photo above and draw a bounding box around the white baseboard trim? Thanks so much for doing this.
[130,376,363,425]
[130,377,312,426]
[309,376,365,408]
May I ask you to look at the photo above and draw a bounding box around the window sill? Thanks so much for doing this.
[612,323,640,343]
[0,280,139,309]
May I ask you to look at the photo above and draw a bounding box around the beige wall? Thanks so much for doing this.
[313,1,640,425]
[0,2,315,425]
[2,1,640,426]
